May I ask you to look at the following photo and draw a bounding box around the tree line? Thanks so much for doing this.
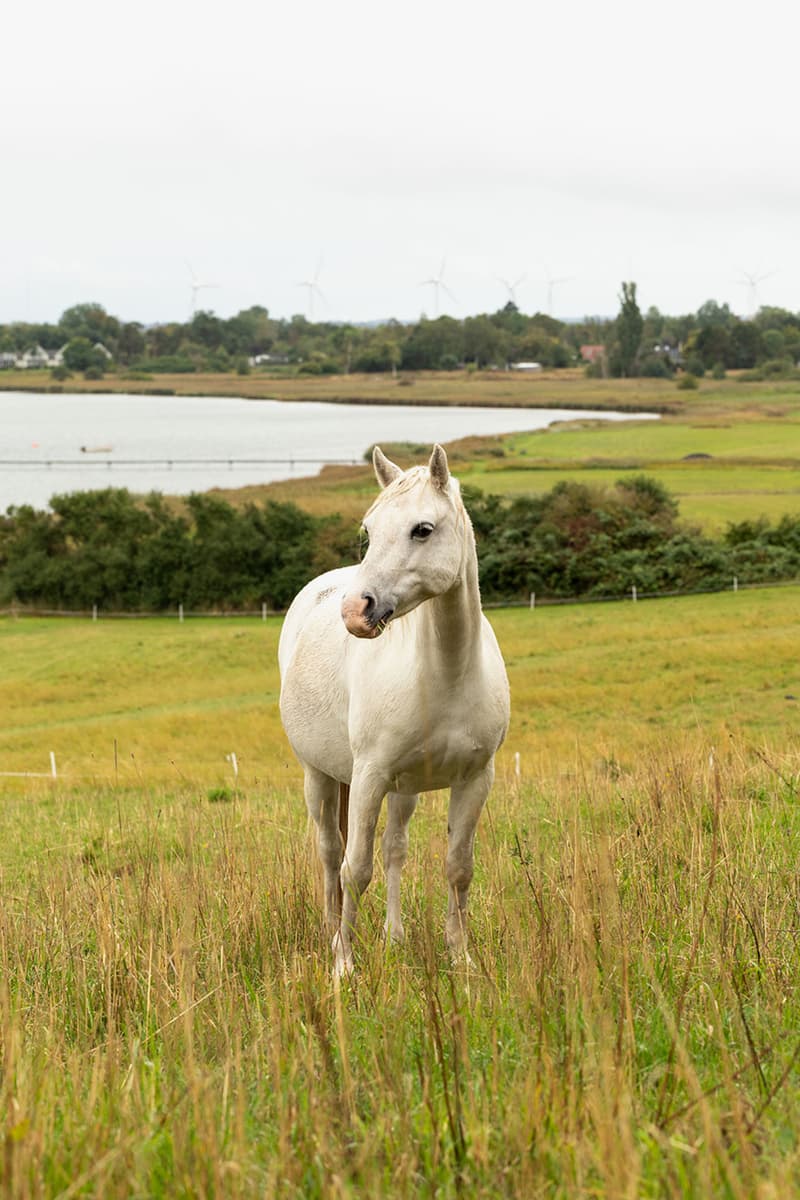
[1,482,798,612]
[2,291,800,380]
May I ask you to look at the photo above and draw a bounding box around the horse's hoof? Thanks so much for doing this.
[333,955,355,980]
[446,942,475,970]
[383,920,406,945]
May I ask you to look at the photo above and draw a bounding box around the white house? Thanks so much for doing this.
[16,345,52,369]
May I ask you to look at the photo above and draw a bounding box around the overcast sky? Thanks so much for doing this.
[3,0,799,326]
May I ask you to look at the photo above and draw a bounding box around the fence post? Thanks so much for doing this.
[262,601,267,622]
[632,585,638,603]
[92,604,98,622]
[178,603,184,623]
[529,592,536,610]
[733,576,738,593]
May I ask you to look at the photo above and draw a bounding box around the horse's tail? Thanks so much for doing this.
[337,782,350,911]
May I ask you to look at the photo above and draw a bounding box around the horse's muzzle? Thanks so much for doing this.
[341,591,394,639]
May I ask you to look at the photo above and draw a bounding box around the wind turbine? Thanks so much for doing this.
[187,261,219,317]
[297,259,326,321]
[737,269,774,318]
[541,267,574,316]
[498,274,526,307]
[420,257,456,317]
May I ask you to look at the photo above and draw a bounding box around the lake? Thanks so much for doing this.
[0,391,656,511]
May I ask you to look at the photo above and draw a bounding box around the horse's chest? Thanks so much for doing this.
[360,693,501,790]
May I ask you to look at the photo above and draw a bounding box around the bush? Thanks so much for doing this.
[711,362,726,380]
[639,356,672,378]
[685,355,705,377]
[235,358,251,376]
[130,356,197,374]
[50,365,71,381]
[3,478,798,613]
[83,365,104,380]
[677,373,699,390]
[298,358,339,375]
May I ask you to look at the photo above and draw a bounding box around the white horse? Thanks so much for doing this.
[278,444,510,975]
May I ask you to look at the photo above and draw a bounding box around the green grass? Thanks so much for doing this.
[1,594,799,1195]
[224,402,800,532]
[1,588,797,783]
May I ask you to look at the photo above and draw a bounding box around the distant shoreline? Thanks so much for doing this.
[0,366,689,415]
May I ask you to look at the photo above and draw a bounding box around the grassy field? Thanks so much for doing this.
[1,590,799,1195]
[4,365,800,418]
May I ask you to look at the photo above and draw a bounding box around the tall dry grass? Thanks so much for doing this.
[1,735,798,1196]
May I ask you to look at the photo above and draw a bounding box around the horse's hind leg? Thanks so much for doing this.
[445,764,494,961]
[303,766,344,932]
[382,792,418,943]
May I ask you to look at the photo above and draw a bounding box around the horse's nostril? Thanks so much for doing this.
[361,591,376,618]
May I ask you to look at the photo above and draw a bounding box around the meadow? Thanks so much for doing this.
[1,588,799,1196]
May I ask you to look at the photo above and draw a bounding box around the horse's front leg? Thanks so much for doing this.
[445,763,494,961]
[382,792,418,943]
[303,766,343,933]
[335,767,386,977]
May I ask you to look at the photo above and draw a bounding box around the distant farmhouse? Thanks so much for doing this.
[579,344,605,364]
[248,352,290,367]
[0,342,112,369]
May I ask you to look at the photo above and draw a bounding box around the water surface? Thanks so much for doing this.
[0,391,656,510]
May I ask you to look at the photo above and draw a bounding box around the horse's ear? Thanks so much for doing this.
[373,446,403,488]
[428,444,450,491]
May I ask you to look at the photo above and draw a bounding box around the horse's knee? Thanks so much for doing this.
[446,850,474,893]
[342,856,373,897]
[318,827,343,869]
[382,827,409,869]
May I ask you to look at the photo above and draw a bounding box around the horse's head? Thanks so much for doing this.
[341,444,468,639]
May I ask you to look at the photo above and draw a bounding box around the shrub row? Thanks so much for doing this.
[1,480,798,611]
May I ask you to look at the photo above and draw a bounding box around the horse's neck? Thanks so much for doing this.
[420,532,483,672]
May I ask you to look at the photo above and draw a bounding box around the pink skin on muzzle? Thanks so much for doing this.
[341,595,381,638]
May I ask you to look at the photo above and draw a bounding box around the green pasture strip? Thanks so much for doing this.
[236,412,800,532]
[503,415,800,462]
[1,588,797,788]
[464,463,800,530]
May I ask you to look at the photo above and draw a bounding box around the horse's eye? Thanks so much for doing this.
[411,522,434,541]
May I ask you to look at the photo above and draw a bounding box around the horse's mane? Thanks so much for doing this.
[364,465,464,522]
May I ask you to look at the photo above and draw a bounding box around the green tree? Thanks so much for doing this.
[695,299,734,328]
[609,282,643,377]
[63,338,106,371]
[59,303,119,350]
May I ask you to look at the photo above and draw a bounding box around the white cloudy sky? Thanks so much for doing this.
[3,0,798,325]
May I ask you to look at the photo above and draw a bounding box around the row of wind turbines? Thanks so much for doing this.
[187,260,775,322]
[186,258,573,322]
